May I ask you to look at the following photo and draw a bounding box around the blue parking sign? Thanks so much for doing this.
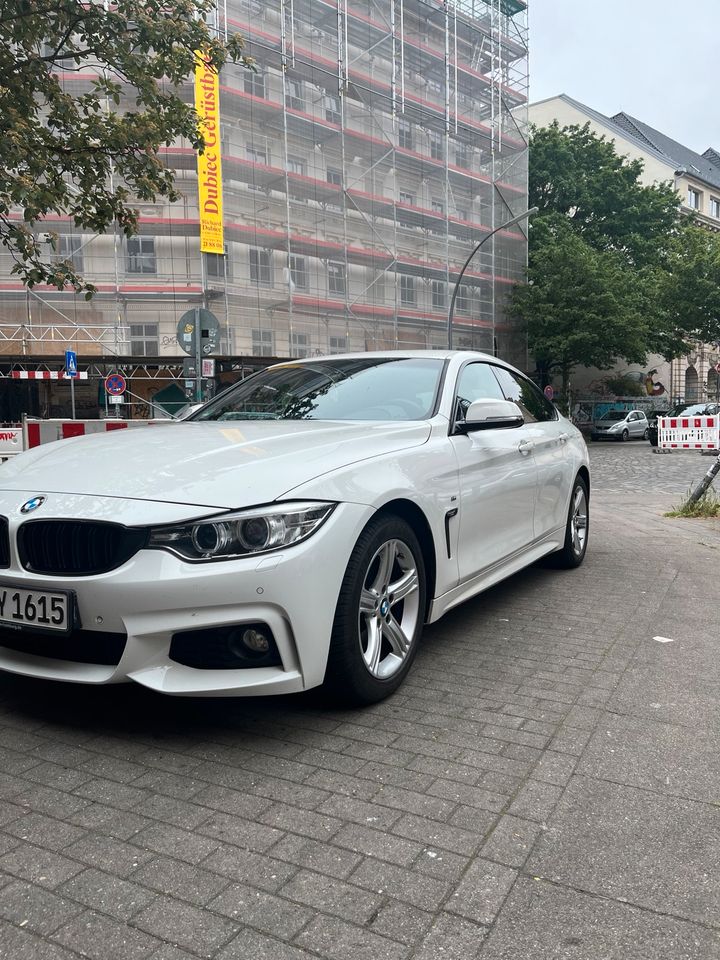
[65,350,78,378]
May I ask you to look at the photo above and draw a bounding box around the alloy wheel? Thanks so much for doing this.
[358,538,421,679]
[570,486,588,557]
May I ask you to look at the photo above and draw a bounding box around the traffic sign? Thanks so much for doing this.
[177,309,220,357]
[65,350,78,378]
[105,373,126,396]
[543,385,554,400]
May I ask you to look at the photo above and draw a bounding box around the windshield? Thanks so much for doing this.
[193,357,445,422]
[599,411,627,421]
[666,403,719,417]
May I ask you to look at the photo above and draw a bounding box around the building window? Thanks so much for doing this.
[431,199,444,215]
[54,235,84,273]
[290,332,310,358]
[249,247,273,285]
[711,197,720,219]
[456,283,471,314]
[326,167,342,186]
[324,94,341,124]
[328,261,346,295]
[246,145,268,165]
[687,187,702,210]
[398,118,413,151]
[205,252,227,279]
[431,279,446,309]
[398,191,415,206]
[287,155,306,176]
[285,78,303,110]
[429,131,445,161]
[455,141,471,167]
[130,323,159,357]
[400,273,415,305]
[426,77,443,96]
[126,236,156,274]
[252,329,274,356]
[244,70,265,98]
[289,254,307,289]
[329,335,347,354]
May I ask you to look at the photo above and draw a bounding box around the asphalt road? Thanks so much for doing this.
[0,441,718,960]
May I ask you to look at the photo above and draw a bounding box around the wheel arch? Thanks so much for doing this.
[374,498,437,620]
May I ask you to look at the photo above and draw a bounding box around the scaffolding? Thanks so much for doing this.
[0,0,530,384]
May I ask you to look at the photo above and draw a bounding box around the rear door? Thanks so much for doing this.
[491,366,571,540]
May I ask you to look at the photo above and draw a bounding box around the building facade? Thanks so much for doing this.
[529,94,720,404]
[0,0,529,419]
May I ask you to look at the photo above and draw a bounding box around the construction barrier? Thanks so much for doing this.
[0,426,24,459]
[658,415,719,450]
[22,418,171,452]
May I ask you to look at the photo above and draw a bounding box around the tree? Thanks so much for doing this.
[529,122,680,269]
[512,123,684,397]
[0,1,250,295]
[512,218,650,405]
[655,226,720,354]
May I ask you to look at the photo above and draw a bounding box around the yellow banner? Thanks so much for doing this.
[195,52,224,254]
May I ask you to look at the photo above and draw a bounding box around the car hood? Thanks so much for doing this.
[0,420,431,509]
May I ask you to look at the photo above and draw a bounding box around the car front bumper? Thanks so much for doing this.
[0,496,372,696]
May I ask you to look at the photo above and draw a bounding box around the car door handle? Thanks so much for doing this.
[518,439,534,456]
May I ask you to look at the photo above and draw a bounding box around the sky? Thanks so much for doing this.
[529,0,719,156]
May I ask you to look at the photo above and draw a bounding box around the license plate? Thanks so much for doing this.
[0,585,73,634]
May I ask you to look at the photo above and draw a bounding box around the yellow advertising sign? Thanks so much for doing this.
[195,52,224,254]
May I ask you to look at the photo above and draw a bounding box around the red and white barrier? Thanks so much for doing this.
[23,418,170,451]
[0,426,24,458]
[10,371,88,380]
[658,415,719,450]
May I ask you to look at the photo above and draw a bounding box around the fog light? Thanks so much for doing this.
[170,622,281,669]
[241,628,270,653]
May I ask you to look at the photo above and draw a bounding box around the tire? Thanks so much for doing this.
[643,428,649,440]
[324,515,427,705]
[548,476,589,569]
[621,429,629,442]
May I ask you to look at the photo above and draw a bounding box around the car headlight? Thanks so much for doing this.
[147,501,336,562]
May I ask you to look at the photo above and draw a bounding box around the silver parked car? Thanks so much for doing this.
[591,409,649,442]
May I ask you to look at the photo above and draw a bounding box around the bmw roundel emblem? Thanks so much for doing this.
[20,496,46,514]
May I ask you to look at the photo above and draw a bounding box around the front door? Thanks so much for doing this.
[449,361,538,582]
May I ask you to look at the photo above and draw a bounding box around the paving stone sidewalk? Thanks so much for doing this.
[0,443,718,960]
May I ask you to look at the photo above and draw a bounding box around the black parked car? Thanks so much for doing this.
[648,402,720,446]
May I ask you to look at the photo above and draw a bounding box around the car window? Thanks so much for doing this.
[454,362,505,420]
[491,366,558,423]
[668,403,717,417]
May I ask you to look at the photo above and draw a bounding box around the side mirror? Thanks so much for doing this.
[456,398,524,434]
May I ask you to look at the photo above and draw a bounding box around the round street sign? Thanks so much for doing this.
[105,373,126,396]
[177,309,220,357]
[543,385,554,400]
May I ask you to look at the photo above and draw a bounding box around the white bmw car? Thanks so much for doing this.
[0,352,589,704]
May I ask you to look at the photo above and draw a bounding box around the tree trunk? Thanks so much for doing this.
[559,362,572,416]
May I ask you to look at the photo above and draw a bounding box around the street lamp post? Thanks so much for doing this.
[447,206,538,350]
